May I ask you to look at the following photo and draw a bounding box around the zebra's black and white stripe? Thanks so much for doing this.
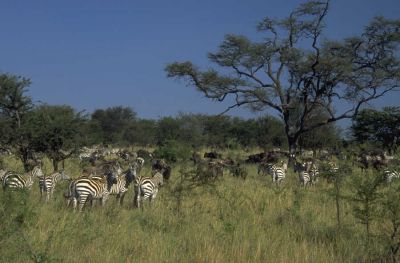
[299,171,311,187]
[258,161,287,185]
[69,171,118,212]
[3,166,43,190]
[295,162,312,187]
[39,170,70,202]
[108,165,137,205]
[309,166,319,185]
[303,161,319,185]
[134,172,164,208]
[328,161,339,173]
[384,170,400,183]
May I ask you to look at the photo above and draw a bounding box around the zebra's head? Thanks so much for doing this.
[125,164,138,184]
[294,161,306,173]
[32,166,44,178]
[136,157,145,167]
[106,169,118,185]
[153,172,164,187]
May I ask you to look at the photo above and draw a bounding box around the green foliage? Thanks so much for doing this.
[156,117,182,145]
[352,107,400,153]
[0,73,32,124]
[166,0,400,156]
[153,140,191,163]
[0,73,35,171]
[22,104,86,170]
[351,170,385,246]
[380,182,400,262]
[90,106,137,145]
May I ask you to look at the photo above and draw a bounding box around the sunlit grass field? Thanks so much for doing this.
[0,153,395,263]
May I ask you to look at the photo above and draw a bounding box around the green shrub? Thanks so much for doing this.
[153,140,191,163]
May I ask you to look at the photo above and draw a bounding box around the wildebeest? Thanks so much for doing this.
[356,150,394,170]
[152,159,172,181]
[204,151,222,159]
[245,152,267,163]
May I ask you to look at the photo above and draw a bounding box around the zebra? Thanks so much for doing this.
[258,161,286,185]
[299,171,311,187]
[39,170,70,202]
[384,170,400,183]
[152,159,172,181]
[309,165,320,185]
[303,160,319,185]
[136,157,145,167]
[134,172,164,209]
[328,161,339,173]
[3,166,43,190]
[295,162,311,187]
[69,170,118,212]
[108,164,138,205]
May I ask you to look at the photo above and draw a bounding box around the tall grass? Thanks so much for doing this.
[0,154,396,262]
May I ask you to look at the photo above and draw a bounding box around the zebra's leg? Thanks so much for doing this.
[72,197,78,211]
[79,195,87,212]
[40,186,44,201]
[50,188,55,201]
[150,189,158,205]
[136,195,141,209]
[101,194,109,207]
[119,192,126,206]
[66,195,72,207]
[46,189,51,203]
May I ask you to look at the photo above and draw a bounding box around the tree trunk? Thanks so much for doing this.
[288,136,298,166]
[19,147,30,172]
[52,159,59,172]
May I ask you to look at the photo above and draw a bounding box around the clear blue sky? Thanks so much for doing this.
[1,0,399,120]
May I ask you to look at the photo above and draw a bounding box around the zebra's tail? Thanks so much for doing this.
[2,173,11,190]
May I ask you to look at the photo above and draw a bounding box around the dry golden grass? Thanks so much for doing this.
[0,154,396,262]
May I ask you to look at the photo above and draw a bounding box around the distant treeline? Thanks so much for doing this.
[84,106,342,151]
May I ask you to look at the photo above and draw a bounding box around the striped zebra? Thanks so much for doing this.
[309,165,320,185]
[134,172,164,209]
[3,166,43,190]
[295,162,311,187]
[299,171,311,187]
[39,170,70,202]
[328,161,339,173]
[69,170,118,212]
[384,170,400,183]
[258,161,286,185]
[303,161,319,185]
[108,164,137,205]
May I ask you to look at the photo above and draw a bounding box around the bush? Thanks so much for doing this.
[153,140,191,163]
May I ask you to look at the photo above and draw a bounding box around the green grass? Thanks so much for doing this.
[0,155,396,262]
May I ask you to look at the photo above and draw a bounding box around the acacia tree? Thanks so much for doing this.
[25,105,86,171]
[0,74,34,170]
[166,1,400,161]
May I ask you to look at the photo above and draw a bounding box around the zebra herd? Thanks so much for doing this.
[258,157,399,187]
[258,159,323,187]
[1,151,399,212]
[1,157,171,212]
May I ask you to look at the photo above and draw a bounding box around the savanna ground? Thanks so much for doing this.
[0,149,399,263]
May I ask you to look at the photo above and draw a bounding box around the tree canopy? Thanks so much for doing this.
[166,0,400,158]
[352,107,400,153]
